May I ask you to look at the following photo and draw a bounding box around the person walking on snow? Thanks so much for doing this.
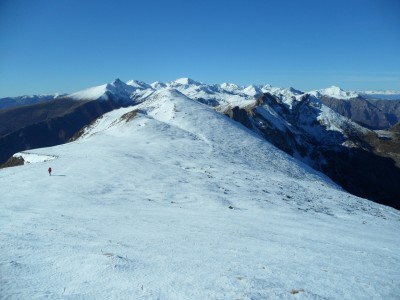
[48,167,52,176]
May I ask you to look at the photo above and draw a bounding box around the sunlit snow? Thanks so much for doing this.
[1,85,399,299]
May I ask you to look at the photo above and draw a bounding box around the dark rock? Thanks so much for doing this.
[320,96,400,130]
[0,155,24,168]
[0,98,121,165]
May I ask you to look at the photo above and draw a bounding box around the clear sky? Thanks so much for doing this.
[0,0,399,97]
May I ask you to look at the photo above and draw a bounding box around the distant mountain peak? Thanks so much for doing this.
[107,78,132,91]
[126,80,151,90]
[173,77,201,86]
[220,82,240,89]
[288,87,303,95]
[112,78,124,85]
[311,86,359,100]
[328,85,341,90]
[68,79,134,101]
[242,84,262,97]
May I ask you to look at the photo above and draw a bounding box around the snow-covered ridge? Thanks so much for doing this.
[3,78,399,108]
[64,78,371,141]
[1,83,399,299]
[65,77,266,104]
[67,83,111,100]
[67,79,139,101]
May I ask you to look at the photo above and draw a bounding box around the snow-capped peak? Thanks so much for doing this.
[260,86,306,108]
[106,78,136,92]
[242,84,262,97]
[311,86,359,100]
[67,83,110,101]
[112,78,124,86]
[220,82,241,91]
[126,80,152,90]
[172,77,201,86]
[288,87,303,95]
[67,79,136,101]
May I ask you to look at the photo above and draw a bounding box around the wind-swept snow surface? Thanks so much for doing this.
[1,89,399,299]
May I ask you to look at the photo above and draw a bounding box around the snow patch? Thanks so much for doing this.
[13,151,57,164]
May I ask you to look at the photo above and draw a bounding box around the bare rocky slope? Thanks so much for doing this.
[319,96,400,130]
[0,98,120,166]
[222,93,400,209]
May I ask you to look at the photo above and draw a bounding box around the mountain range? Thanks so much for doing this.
[1,78,400,210]
[1,83,400,298]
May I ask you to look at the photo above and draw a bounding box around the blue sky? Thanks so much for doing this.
[0,0,399,97]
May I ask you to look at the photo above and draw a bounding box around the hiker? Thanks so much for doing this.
[48,167,52,176]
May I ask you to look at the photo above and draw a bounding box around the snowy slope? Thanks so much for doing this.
[67,79,139,102]
[1,88,399,299]
[67,83,111,100]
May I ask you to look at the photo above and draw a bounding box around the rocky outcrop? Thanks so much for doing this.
[0,155,24,169]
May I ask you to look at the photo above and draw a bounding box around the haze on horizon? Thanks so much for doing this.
[0,0,399,97]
